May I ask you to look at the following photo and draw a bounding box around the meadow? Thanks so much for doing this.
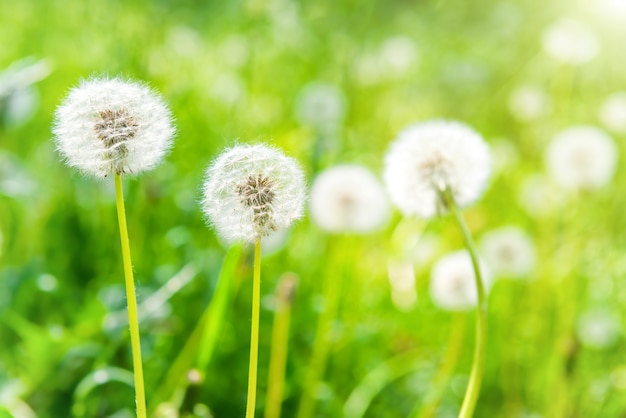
[1,0,626,417]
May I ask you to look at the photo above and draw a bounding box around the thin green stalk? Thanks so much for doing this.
[114,173,147,418]
[245,239,262,418]
[441,189,487,418]
[411,313,467,418]
[264,274,298,418]
[296,243,342,418]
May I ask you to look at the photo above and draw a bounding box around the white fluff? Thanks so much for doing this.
[201,144,306,244]
[383,120,491,219]
[545,126,617,190]
[53,77,175,178]
[430,250,492,311]
[542,18,599,65]
[310,164,389,233]
[480,226,536,279]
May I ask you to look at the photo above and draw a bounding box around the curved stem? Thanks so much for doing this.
[114,173,147,418]
[441,189,487,418]
[245,240,262,418]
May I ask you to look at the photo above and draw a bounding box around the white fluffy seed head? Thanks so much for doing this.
[201,144,306,245]
[310,164,390,234]
[542,18,599,65]
[545,126,617,190]
[52,77,175,178]
[383,120,491,219]
[430,250,492,311]
[480,226,536,279]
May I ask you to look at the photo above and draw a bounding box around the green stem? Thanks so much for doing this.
[441,190,487,418]
[114,173,147,418]
[264,275,297,418]
[245,239,262,418]
[411,313,467,418]
[296,244,342,418]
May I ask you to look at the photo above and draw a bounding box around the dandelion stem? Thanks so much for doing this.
[114,173,147,418]
[245,239,262,418]
[265,275,297,418]
[441,189,487,418]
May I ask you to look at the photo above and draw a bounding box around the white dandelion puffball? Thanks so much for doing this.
[295,82,347,129]
[599,92,626,134]
[384,120,491,219]
[480,226,536,279]
[545,126,617,190]
[541,18,599,65]
[310,165,390,233]
[430,250,492,311]
[201,144,306,244]
[53,77,175,178]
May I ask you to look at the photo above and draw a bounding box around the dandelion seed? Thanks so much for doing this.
[310,164,389,234]
[430,250,492,311]
[545,126,617,190]
[52,77,175,178]
[383,120,491,219]
[480,226,536,279]
[599,92,626,134]
[542,18,599,65]
[201,144,306,244]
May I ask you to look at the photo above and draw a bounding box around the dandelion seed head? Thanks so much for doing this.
[542,18,599,65]
[310,164,389,234]
[201,144,306,244]
[52,77,175,178]
[545,126,617,190]
[430,250,492,311]
[480,226,536,279]
[383,120,491,219]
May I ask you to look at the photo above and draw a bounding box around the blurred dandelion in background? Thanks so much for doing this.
[508,85,552,122]
[429,250,492,311]
[545,126,617,191]
[576,310,621,349]
[599,92,626,134]
[480,226,536,279]
[295,82,347,131]
[310,164,389,234]
[541,18,599,65]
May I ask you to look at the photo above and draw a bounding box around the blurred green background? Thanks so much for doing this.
[1,0,626,417]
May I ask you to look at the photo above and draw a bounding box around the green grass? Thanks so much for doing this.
[1,0,626,417]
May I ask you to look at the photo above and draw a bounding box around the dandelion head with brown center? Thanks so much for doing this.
[383,120,491,219]
[201,144,306,244]
[52,77,175,178]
